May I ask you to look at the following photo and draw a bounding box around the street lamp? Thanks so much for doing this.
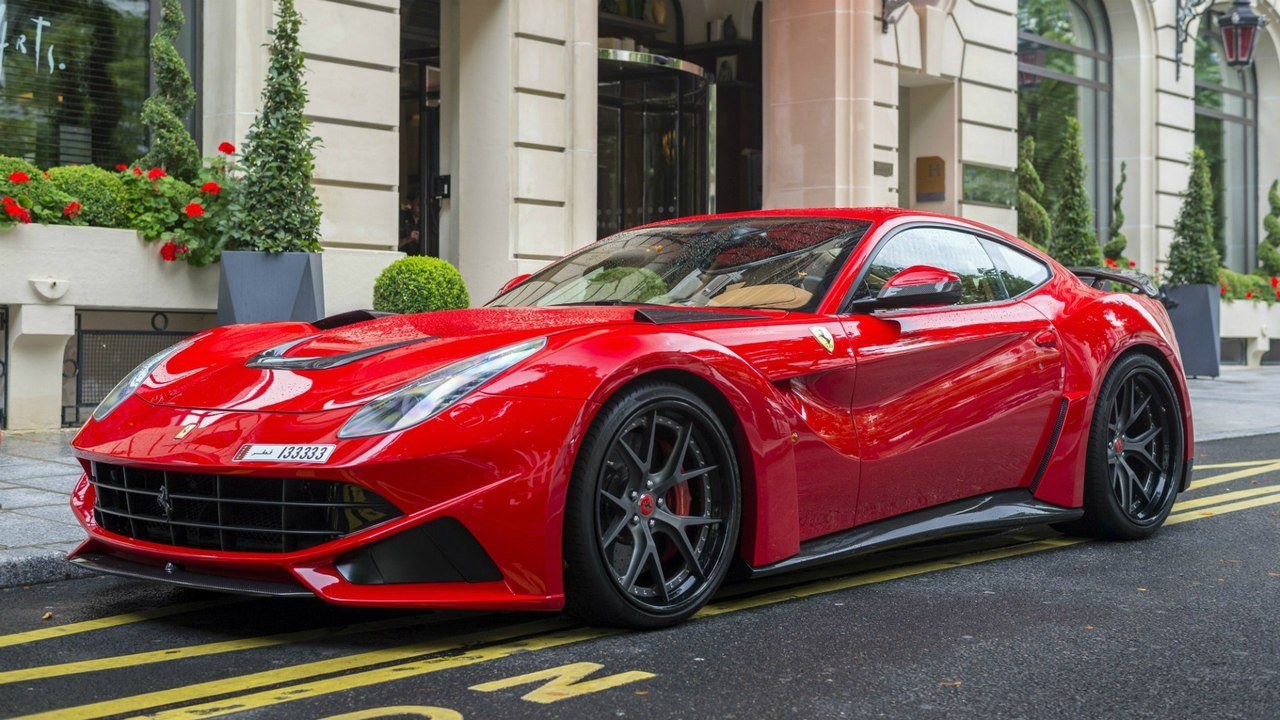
[1217,0,1268,69]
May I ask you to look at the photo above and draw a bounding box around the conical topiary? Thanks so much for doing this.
[1017,136,1051,250]
[1165,147,1220,286]
[1259,180,1280,276]
[1103,161,1128,262]
[1047,117,1101,267]
[225,0,323,254]
[139,0,200,180]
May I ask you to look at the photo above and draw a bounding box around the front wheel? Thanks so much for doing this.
[1076,353,1185,540]
[563,382,741,629]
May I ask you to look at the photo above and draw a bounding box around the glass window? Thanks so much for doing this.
[1017,0,1113,243]
[0,1,200,169]
[857,227,1009,306]
[1195,19,1257,273]
[982,239,1052,296]
[489,218,872,312]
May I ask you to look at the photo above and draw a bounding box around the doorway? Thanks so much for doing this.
[896,76,957,214]
[400,1,443,257]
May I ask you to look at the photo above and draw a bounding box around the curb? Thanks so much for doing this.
[0,548,94,589]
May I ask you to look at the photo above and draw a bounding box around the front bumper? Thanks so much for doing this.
[68,391,594,611]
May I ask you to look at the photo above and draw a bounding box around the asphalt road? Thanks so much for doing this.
[1,434,1278,720]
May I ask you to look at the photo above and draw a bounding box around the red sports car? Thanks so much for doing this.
[69,208,1193,628]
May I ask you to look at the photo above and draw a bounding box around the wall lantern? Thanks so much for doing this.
[1153,0,1269,79]
[882,0,912,33]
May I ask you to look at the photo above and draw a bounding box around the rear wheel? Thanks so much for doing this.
[1075,353,1184,539]
[563,382,740,629]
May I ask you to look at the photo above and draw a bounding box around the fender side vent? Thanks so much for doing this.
[1029,398,1070,493]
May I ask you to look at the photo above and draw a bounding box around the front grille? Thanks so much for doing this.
[90,462,401,553]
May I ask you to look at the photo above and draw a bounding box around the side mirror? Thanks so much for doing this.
[497,273,532,296]
[849,265,963,312]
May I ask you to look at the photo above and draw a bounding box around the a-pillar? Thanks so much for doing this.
[5,305,74,431]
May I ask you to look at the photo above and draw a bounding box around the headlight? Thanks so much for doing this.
[92,340,194,420]
[337,337,547,439]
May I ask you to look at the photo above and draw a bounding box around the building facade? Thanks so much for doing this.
[2,0,1279,428]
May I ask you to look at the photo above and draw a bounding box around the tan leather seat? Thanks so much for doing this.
[708,284,813,310]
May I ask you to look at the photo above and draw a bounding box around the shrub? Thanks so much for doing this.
[1260,180,1280,276]
[1047,118,1102,267]
[1016,136,1051,250]
[1103,161,1129,265]
[225,0,323,254]
[0,156,74,226]
[119,167,195,242]
[1166,147,1220,286]
[139,0,200,179]
[1219,268,1278,304]
[47,166,129,227]
[373,257,470,314]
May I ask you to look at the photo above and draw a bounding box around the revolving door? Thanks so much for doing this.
[597,49,716,239]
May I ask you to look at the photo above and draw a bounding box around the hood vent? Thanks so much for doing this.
[246,336,434,370]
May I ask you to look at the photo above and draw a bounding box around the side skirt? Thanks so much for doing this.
[745,490,1083,578]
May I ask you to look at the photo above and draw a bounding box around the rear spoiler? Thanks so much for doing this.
[1068,267,1163,300]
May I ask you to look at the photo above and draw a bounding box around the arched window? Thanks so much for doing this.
[1017,0,1113,243]
[1195,18,1258,273]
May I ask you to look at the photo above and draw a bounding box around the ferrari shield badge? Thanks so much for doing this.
[174,424,196,440]
[810,326,835,353]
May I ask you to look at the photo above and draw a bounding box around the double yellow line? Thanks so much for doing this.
[6,463,1280,720]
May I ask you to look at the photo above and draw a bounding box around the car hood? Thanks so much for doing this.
[137,306,773,414]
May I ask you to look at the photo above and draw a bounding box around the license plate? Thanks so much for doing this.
[233,444,336,464]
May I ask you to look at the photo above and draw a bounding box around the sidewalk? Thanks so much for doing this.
[1,365,1276,588]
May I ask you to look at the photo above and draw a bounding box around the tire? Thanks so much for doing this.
[563,382,741,629]
[1073,353,1185,540]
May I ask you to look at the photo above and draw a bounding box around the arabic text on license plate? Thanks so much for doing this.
[234,444,335,464]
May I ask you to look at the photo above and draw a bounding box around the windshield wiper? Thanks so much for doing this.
[547,300,653,307]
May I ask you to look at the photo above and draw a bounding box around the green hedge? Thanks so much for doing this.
[373,257,470,314]
[47,165,129,227]
[0,157,72,225]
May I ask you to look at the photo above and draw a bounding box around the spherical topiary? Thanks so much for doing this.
[47,165,129,227]
[373,256,470,314]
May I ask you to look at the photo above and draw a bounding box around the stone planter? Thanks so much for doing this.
[216,251,325,325]
[1164,283,1221,378]
[1220,299,1280,367]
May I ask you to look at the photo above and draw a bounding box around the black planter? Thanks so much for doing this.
[217,251,325,325]
[1164,283,1220,378]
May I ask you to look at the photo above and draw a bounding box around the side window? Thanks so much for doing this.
[857,228,1009,306]
[982,240,1051,297]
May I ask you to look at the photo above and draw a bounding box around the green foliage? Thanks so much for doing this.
[0,156,74,227]
[119,169,195,242]
[373,257,470,314]
[47,166,129,227]
[1047,118,1102,267]
[1166,147,1221,286]
[1259,180,1280,276]
[1219,268,1278,304]
[225,0,323,254]
[119,155,241,267]
[139,0,201,180]
[1016,136,1051,250]
[587,267,669,302]
[1103,161,1128,262]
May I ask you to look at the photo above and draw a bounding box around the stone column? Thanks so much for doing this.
[763,0,877,209]
[5,305,75,431]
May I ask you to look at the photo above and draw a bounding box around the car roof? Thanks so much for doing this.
[636,207,1017,241]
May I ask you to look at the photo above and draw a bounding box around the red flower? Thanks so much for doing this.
[184,202,205,218]
[1220,286,1227,296]
[115,164,128,172]
[1245,291,1254,299]
[1105,257,1118,268]
[200,181,221,195]
[4,201,31,223]
[42,171,50,179]
[8,171,30,184]
[1,195,14,207]
[1271,276,1279,289]
[1128,260,1136,268]
[147,168,167,181]
[218,142,236,155]
[132,167,143,176]
[63,201,82,219]
[159,241,187,262]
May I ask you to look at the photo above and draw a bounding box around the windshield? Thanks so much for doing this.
[489,217,872,312]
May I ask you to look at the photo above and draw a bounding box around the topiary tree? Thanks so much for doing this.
[1259,180,1280,277]
[1166,147,1220,286]
[139,0,201,180]
[1017,136,1051,250]
[373,257,470,314]
[47,166,129,227]
[1103,160,1128,263]
[1047,117,1102,267]
[225,0,323,254]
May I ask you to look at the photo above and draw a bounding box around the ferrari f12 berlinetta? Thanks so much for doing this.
[69,208,1192,628]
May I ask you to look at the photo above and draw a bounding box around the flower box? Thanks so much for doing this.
[1220,299,1280,367]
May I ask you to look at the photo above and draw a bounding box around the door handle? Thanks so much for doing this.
[1034,330,1058,349]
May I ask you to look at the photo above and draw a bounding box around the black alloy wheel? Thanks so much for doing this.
[564,382,740,628]
[1078,353,1184,539]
